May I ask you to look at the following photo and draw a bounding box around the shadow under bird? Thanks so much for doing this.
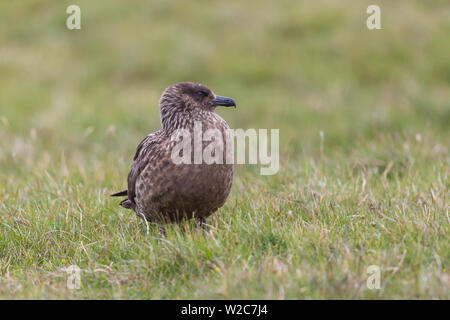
[111,82,236,231]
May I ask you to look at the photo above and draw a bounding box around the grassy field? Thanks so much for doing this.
[0,0,449,299]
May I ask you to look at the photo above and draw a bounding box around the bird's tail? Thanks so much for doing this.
[111,190,133,210]
[111,189,128,197]
[119,198,133,209]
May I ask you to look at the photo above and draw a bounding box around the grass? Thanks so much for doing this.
[0,0,449,299]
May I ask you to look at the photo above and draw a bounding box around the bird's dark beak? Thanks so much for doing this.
[211,95,236,108]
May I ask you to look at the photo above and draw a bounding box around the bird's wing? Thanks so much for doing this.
[127,131,165,205]
[111,189,128,197]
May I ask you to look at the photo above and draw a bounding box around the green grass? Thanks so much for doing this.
[0,0,449,299]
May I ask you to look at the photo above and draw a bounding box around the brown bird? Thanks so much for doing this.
[111,82,235,230]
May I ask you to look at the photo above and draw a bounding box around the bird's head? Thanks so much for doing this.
[159,82,236,130]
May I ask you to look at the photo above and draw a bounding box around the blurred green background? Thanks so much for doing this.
[0,0,448,299]
[1,0,448,161]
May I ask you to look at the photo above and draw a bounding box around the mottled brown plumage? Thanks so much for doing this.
[112,82,236,225]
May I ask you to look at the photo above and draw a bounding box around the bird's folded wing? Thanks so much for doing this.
[127,131,164,205]
[111,190,128,197]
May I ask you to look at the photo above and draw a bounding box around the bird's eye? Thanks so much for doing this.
[197,90,208,97]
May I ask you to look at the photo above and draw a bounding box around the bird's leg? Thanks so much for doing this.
[197,217,208,232]
[159,225,166,236]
